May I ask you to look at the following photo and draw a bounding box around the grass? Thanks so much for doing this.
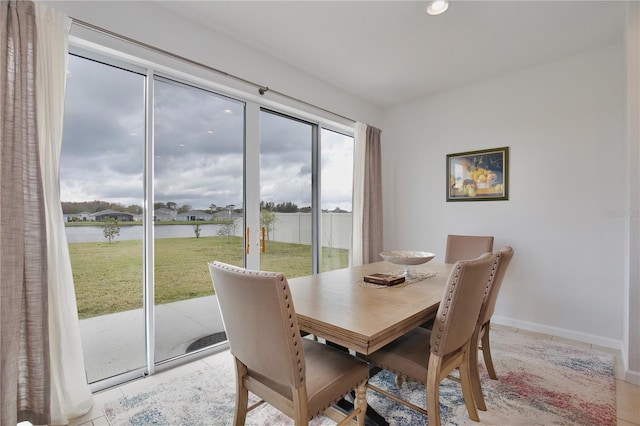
[69,236,349,319]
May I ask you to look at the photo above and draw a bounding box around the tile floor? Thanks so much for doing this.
[68,325,640,426]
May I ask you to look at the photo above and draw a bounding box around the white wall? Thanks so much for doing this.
[383,44,626,349]
[625,2,640,384]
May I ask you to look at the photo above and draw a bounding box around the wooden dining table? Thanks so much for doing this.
[288,261,453,355]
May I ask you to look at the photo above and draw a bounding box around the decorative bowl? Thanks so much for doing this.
[379,251,435,279]
[380,250,435,265]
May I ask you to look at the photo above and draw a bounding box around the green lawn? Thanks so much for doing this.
[69,236,348,319]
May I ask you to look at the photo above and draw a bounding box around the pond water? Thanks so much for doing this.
[65,224,225,243]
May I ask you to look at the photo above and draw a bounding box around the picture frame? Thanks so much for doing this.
[446,146,509,201]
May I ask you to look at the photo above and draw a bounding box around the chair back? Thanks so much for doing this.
[208,261,305,391]
[478,246,514,326]
[445,234,494,264]
[430,252,496,357]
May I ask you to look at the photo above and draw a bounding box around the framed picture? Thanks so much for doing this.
[447,146,509,201]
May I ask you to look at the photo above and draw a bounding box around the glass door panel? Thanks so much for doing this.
[259,110,314,277]
[153,77,245,362]
[320,129,354,272]
[61,54,146,383]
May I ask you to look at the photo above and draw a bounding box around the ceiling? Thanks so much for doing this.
[157,1,626,109]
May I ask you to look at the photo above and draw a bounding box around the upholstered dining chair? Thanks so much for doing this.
[419,234,494,330]
[208,261,369,426]
[469,246,514,411]
[445,234,495,264]
[361,253,497,426]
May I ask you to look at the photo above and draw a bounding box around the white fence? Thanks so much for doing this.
[234,212,352,249]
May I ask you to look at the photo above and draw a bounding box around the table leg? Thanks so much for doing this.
[333,365,388,426]
[334,397,389,426]
[324,341,389,425]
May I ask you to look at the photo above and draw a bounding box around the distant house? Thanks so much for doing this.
[154,208,177,221]
[64,211,91,222]
[175,210,213,221]
[90,209,135,222]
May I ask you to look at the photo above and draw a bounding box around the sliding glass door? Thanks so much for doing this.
[61,54,146,383]
[152,77,245,363]
[256,113,354,276]
[62,50,354,390]
[259,110,315,277]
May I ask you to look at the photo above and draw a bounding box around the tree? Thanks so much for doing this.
[209,203,218,213]
[126,204,143,214]
[260,201,275,211]
[177,204,192,213]
[217,222,236,243]
[166,201,177,211]
[61,200,131,214]
[260,209,276,240]
[193,223,201,238]
[103,217,120,243]
[276,201,298,212]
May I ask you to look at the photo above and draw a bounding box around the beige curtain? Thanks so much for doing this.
[362,125,383,264]
[35,3,94,423]
[350,122,367,266]
[1,1,51,425]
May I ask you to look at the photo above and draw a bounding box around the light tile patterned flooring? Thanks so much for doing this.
[69,325,640,426]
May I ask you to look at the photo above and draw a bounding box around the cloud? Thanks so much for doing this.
[61,53,353,213]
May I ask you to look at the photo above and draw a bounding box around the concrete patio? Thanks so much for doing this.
[79,295,225,383]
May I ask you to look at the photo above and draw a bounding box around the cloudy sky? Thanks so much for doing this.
[61,54,353,212]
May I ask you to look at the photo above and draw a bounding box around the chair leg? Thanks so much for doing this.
[292,391,309,426]
[459,346,480,422]
[469,328,487,411]
[233,358,249,426]
[481,323,498,380]
[427,355,443,426]
[354,381,368,426]
[395,374,405,389]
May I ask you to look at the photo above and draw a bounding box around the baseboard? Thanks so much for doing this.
[491,315,623,351]
[626,368,640,385]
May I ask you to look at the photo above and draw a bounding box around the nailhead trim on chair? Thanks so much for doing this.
[308,377,368,420]
[481,256,499,305]
[433,264,461,352]
[476,254,500,332]
[281,276,305,384]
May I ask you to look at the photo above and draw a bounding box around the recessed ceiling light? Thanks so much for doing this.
[426,0,449,15]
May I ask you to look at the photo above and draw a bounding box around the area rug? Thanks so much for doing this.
[103,329,616,425]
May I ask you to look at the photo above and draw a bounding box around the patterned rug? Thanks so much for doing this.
[103,328,616,425]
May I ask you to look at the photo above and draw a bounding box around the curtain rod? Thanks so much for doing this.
[70,17,356,125]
